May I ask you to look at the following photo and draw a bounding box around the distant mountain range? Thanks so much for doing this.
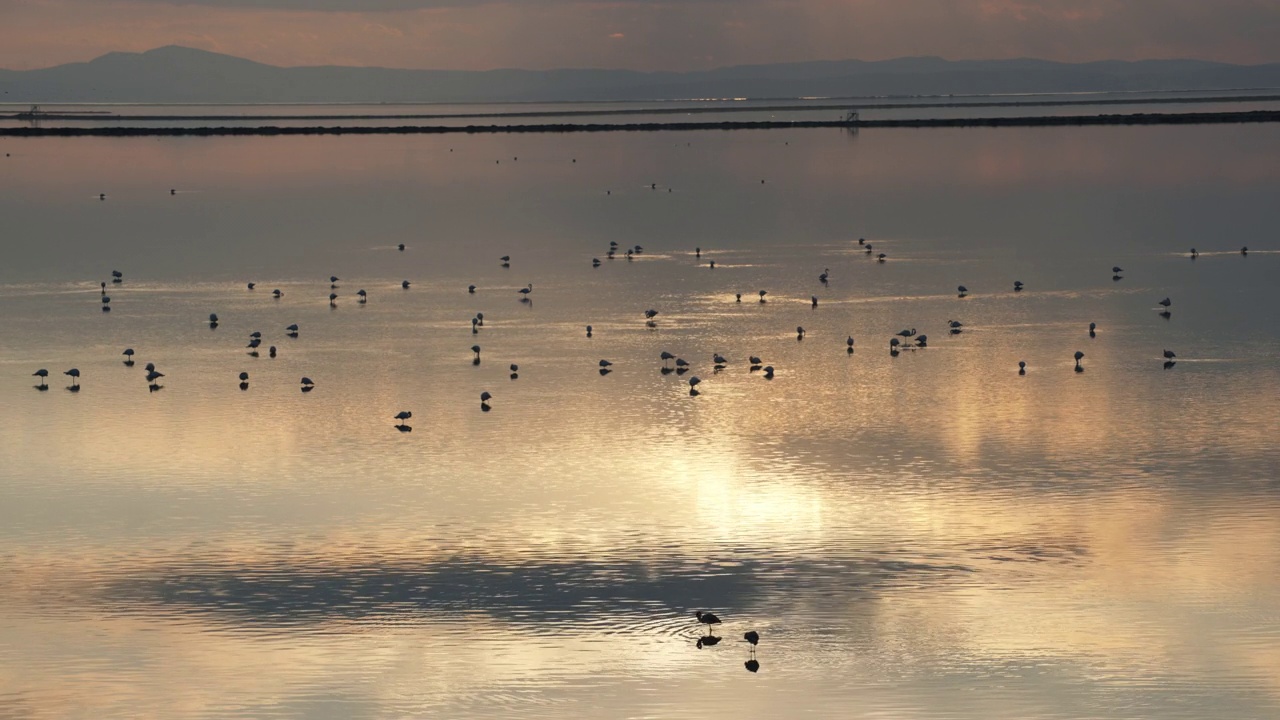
[2,46,1279,104]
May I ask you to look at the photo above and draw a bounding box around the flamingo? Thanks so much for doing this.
[1014,281,1024,291]
[401,280,411,289]
[1089,322,1097,337]
[695,611,722,631]
[472,345,481,362]
[358,289,367,302]
[749,356,763,366]
[329,292,338,305]
[796,326,806,339]
[1018,361,1026,375]
[1163,349,1176,359]
[713,354,727,366]
[330,275,340,288]
[286,323,299,337]
[248,282,256,290]
[877,253,886,262]
[469,284,477,293]
[122,348,135,365]
[811,296,818,308]
[273,289,283,298]
[394,411,412,422]
[33,369,48,387]
[1074,350,1085,372]
[500,255,510,267]
[398,243,406,251]
[300,377,315,391]
[758,290,767,303]
[1189,248,1198,259]
[599,359,613,368]
[896,328,916,337]
[586,325,593,338]
[1158,297,1172,307]
[957,285,969,296]
[744,631,759,652]
[519,283,532,299]
[763,366,775,379]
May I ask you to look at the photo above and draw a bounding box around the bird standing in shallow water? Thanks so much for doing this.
[1074,351,1085,372]
[744,630,759,653]
[695,611,721,632]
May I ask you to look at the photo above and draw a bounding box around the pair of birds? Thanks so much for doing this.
[695,611,759,650]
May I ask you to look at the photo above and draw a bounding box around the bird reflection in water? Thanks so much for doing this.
[695,635,721,649]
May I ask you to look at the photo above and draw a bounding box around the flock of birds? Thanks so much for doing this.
[28,241,1245,408]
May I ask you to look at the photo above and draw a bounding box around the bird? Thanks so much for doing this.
[268,346,276,358]
[1074,350,1085,372]
[915,335,928,347]
[688,376,701,395]
[1241,246,1248,256]
[890,338,900,350]
[329,292,338,305]
[819,268,829,283]
[712,353,727,366]
[208,313,219,327]
[846,336,855,353]
[644,309,659,320]
[357,289,367,302]
[660,351,675,367]
[500,255,511,266]
[330,275,340,288]
[286,323,299,337]
[64,368,80,384]
[394,411,412,421]
[1112,266,1124,274]
[468,284,477,293]
[958,285,969,296]
[247,282,256,290]
[300,377,315,391]
[796,326,806,339]
[744,631,759,655]
[272,289,284,298]
[1089,322,1097,338]
[510,363,519,379]
[472,345,482,363]
[238,371,249,390]
[480,391,493,410]
[1163,349,1176,359]
[401,280,411,289]
[111,270,123,282]
[239,372,250,382]
[146,370,164,389]
[749,356,763,366]
[249,331,262,339]
[122,348,135,365]
[696,636,722,649]
[896,328,916,338]
[1189,248,1199,258]
[674,358,690,371]
[811,295,818,308]
[695,611,722,630]
[744,659,760,673]
[1018,361,1026,375]
[519,283,533,300]
[762,366,775,379]
[877,253,886,262]
[1013,281,1024,291]
[586,325,593,338]
[592,258,601,267]
[758,290,768,303]
[1159,297,1172,307]
[735,293,742,303]
[32,369,48,388]
[948,320,963,328]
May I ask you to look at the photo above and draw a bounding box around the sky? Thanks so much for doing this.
[1,0,1278,72]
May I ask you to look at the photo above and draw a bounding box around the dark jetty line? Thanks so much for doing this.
[6,93,1280,123]
[3,110,1278,136]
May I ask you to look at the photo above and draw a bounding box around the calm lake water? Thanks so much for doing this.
[1,121,1279,719]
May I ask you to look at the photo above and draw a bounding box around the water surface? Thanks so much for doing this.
[1,122,1278,719]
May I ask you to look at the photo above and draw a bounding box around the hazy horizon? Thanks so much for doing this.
[1,0,1278,72]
